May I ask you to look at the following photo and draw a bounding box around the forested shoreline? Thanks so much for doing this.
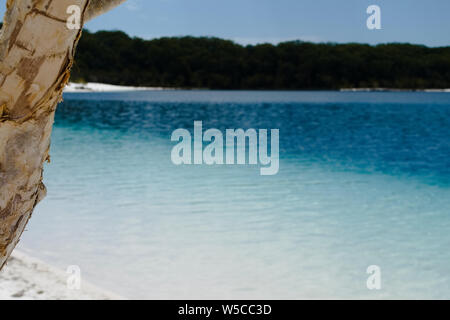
[70,29,450,90]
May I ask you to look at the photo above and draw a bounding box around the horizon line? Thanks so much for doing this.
[82,28,450,49]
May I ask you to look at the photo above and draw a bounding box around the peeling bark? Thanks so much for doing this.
[0,0,126,270]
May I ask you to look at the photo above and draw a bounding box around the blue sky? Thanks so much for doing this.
[1,0,449,46]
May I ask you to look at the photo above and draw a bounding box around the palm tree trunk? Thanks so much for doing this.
[0,0,126,270]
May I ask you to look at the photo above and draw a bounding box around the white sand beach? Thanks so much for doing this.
[65,83,450,93]
[64,82,167,92]
[340,88,450,92]
[0,250,122,300]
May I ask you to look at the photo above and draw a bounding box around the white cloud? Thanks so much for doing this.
[126,0,140,11]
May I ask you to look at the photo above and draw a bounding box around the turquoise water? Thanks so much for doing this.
[18,91,450,299]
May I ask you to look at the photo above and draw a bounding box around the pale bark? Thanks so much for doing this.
[86,0,127,21]
[0,0,126,270]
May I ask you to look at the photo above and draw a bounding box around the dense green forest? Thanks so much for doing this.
[71,29,450,90]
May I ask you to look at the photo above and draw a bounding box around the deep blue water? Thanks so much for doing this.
[18,91,450,299]
[59,91,450,185]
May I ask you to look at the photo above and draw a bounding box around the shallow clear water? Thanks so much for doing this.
[18,90,450,299]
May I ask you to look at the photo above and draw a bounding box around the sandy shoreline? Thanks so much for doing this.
[64,82,167,92]
[65,83,450,93]
[0,250,123,300]
[341,88,450,92]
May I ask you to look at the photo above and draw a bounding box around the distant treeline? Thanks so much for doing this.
[71,30,450,90]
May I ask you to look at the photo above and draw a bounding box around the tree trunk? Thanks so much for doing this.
[0,0,126,270]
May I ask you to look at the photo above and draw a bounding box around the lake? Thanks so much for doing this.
[18,90,450,299]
